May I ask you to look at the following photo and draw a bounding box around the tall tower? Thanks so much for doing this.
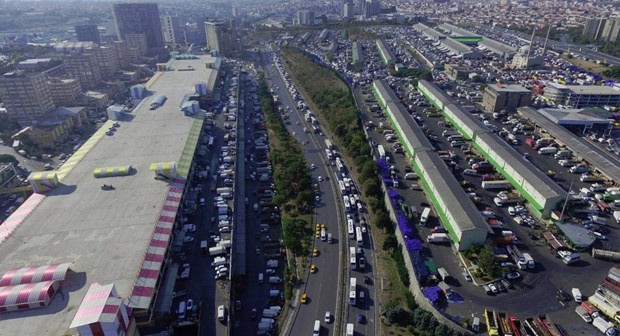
[112,3,165,56]
[525,27,535,60]
[542,25,551,55]
[75,24,101,43]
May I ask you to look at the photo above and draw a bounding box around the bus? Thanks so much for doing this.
[350,247,357,270]
[349,277,357,305]
[336,158,345,172]
[339,180,346,194]
[355,226,363,246]
[343,196,351,212]
[347,219,355,239]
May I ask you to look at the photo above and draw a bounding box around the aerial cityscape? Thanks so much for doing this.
[1,0,620,335]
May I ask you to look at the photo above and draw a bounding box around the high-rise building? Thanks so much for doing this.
[75,24,102,43]
[297,10,315,25]
[0,70,55,124]
[163,15,184,45]
[125,33,148,60]
[363,0,380,19]
[205,20,231,56]
[482,84,531,113]
[63,52,102,90]
[582,17,620,43]
[112,3,165,55]
[343,3,354,18]
[94,44,121,79]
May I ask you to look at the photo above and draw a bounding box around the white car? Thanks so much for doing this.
[186,299,194,311]
[507,207,516,216]
[310,163,316,170]
[488,283,499,294]
[318,176,323,182]
[325,311,332,323]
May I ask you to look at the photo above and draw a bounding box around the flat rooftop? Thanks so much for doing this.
[487,83,530,93]
[438,23,479,37]
[0,56,215,335]
[519,106,620,184]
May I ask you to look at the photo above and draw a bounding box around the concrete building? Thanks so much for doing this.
[0,56,218,335]
[124,33,148,60]
[163,15,184,45]
[444,64,470,80]
[0,70,55,125]
[297,10,315,25]
[205,20,231,56]
[363,0,380,19]
[94,44,121,79]
[343,2,354,19]
[74,24,101,43]
[63,52,102,90]
[28,106,88,149]
[543,82,620,108]
[112,40,131,68]
[112,2,165,56]
[482,83,532,112]
[511,46,544,69]
[17,58,65,78]
[413,23,483,60]
[48,78,82,106]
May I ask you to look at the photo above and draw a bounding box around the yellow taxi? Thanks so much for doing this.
[321,224,326,230]
[310,264,317,273]
[315,224,321,230]
[313,248,319,257]
[315,231,321,238]
[301,293,308,304]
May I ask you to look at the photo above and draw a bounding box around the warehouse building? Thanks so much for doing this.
[352,41,363,67]
[413,23,483,60]
[373,79,489,250]
[375,39,396,67]
[438,23,517,59]
[418,80,566,217]
[0,55,217,335]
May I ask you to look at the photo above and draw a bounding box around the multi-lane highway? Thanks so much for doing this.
[261,49,344,336]
[261,47,379,336]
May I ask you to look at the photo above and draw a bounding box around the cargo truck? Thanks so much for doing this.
[377,145,386,159]
[593,317,616,336]
[209,246,226,256]
[481,180,512,190]
[589,294,620,323]
[582,301,601,318]
[427,233,449,244]
[437,268,450,281]
[575,305,593,323]
[522,253,535,269]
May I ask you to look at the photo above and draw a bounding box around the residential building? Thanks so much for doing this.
[112,40,131,68]
[63,52,102,90]
[17,58,65,78]
[482,84,532,112]
[163,15,184,45]
[0,70,55,125]
[124,33,148,60]
[112,2,165,56]
[582,17,620,43]
[297,10,315,25]
[75,24,101,43]
[343,2,354,18]
[48,78,81,106]
[543,82,620,108]
[94,44,121,79]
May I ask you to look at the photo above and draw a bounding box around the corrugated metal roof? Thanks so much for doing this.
[0,263,71,287]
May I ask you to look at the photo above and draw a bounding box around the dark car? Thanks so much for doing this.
[557,288,571,301]
[357,313,366,324]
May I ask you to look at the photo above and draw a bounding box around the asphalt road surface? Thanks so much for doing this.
[262,49,346,336]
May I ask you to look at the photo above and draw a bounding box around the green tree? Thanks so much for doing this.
[382,234,398,251]
[373,210,392,230]
[0,154,18,165]
[478,247,501,278]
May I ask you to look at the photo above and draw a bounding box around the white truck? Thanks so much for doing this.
[427,233,449,244]
[481,180,512,190]
[209,246,226,256]
[593,317,616,336]
[420,207,431,226]
[575,305,592,323]
[437,268,450,281]
[377,145,386,159]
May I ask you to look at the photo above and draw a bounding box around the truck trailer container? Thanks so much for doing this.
[377,145,386,158]
[593,317,616,336]
[575,305,593,323]
[209,246,226,256]
[481,180,512,190]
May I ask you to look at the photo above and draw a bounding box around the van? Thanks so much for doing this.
[313,320,321,336]
[258,273,264,284]
[404,172,418,180]
[450,141,465,148]
[472,317,480,332]
[217,305,226,322]
[178,301,187,319]
[447,135,463,142]
[327,233,333,243]
[572,288,582,302]
[442,130,458,137]
[346,323,354,336]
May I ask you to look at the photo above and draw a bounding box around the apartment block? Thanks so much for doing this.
[482,84,532,112]
[48,78,81,106]
[0,70,55,124]
[63,52,102,90]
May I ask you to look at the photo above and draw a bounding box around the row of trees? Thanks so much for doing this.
[279,47,461,335]
[257,73,314,257]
